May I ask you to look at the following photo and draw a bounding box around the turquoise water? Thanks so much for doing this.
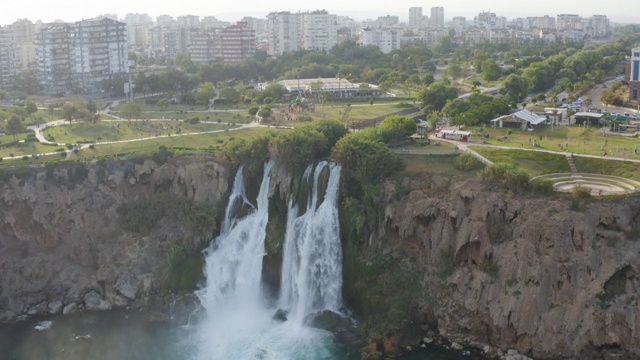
[0,310,478,360]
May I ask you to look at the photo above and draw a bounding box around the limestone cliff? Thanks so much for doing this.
[0,155,230,321]
[350,173,640,359]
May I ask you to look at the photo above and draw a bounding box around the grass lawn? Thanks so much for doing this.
[43,121,239,143]
[573,156,640,181]
[110,110,251,123]
[472,147,571,176]
[0,137,59,158]
[401,153,478,179]
[69,127,282,160]
[469,124,640,159]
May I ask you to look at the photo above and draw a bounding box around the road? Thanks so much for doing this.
[586,77,640,115]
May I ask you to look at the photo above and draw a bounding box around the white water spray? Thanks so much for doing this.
[280,162,343,324]
[196,161,345,360]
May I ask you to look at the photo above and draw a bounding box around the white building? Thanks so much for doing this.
[589,15,609,37]
[556,14,582,31]
[301,11,337,52]
[266,11,301,56]
[156,15,175,28]
[177,15,200,29]
[451,16,466,35]
[430,7,445,28]
[360,28,401,54]
[475,11,497,31]
[409,7,423,28]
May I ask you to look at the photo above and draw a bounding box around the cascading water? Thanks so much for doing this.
[280,162,343,324]
[195,161,349,360]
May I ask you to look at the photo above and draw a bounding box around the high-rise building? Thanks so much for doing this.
[556,14,582,31]
[189,29,217,63]
[35,23,73,93]
[629,48,640,100]
[409,7,423,28]
[72,18,128,93]
[218,22,255,63]
[156,15,175,28]
[451,16,466,35]
[430,7,444,28]
[266,12,301,56]
[0,26,17,87]
[360,28,401,54]
[590,15,609,37]
[177,15,200,29]
[301,10,337,52]
[35,18,128,94]
[12,19,37,72]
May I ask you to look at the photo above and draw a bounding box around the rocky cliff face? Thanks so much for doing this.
[0,155,230,321]
[359,174,640,358]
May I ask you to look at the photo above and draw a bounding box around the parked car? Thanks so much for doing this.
[602,84,607,88]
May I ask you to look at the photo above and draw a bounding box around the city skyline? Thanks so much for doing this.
[1,0,639,26]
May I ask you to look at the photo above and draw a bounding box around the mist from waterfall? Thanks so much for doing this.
[195,161,347,360]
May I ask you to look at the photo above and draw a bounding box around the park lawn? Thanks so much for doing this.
[403,139,457,151]
[112,97,208,112]
[573,156,640,181]
[110,110,250,123]
[472,147,571,176]
[470,125,640,159]
[69,127,283,160]
[401,153,478,179]
[43,121,239,143]
[0,138,58,158]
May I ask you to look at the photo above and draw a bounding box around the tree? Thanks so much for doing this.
[86,99,98,116]
[481,59,501,81]
[157,99,169,111]
[447,62,462,78]
[500,74,530,103]
[417,82,458,113]
[473,50,489,73]
[61,102,79,127]
[120,102,142,123]
[196,82,216,106]
[248,105,260,117]
[258,106,271,118]
[6,115,25,141]
[585,98,592,107]
[220,86,239,102]
[0,89,7,100]
[24,100,38,119]
[358,83,371,96]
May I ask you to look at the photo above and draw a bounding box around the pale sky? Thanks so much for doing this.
[1,0,638,26]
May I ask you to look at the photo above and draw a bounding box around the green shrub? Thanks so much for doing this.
[454,153,484,171]
[479,163,530,192]
[152,145,174,165]
[530,178,554,194]
[480,258,500,277]
[572,184,591,199]
[188,117,200,124]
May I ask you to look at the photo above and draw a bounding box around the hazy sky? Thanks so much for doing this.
[2,0,638,26]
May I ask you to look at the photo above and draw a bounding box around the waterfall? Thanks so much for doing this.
[195,160,345,360]
[279,162,343,324]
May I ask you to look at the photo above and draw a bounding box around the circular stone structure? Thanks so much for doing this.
[532,173,640,196]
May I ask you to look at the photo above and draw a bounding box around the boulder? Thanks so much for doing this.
[63,303,77,315]
[307,310,350,331]
[272,309,288,322]
[83,291,112,311]
[48,300,63,315]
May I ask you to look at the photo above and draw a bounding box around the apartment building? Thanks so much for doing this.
[72,18,129,93]
[0,26,17,87]
[34,23,73,93]
[360,28,400,54]
[218,21,255,63]
[266,12,301,56]
[409,7,423,28]
[301,11,337,52]
[35,18,128,94]
[430,7,444,29]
